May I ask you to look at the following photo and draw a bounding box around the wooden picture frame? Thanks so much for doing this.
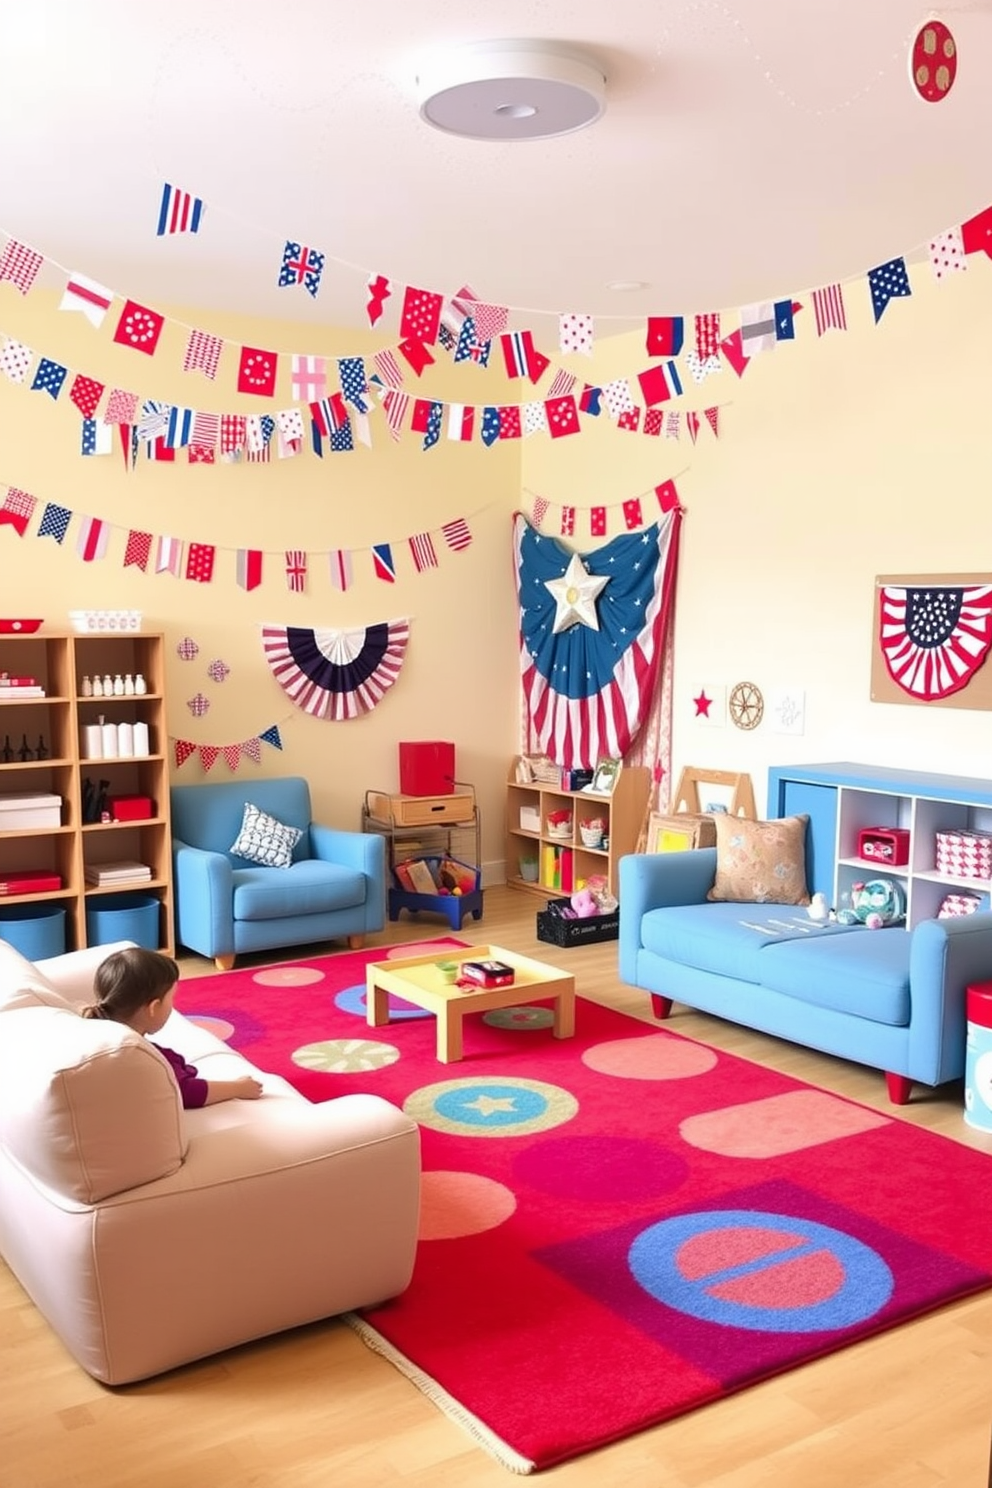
[588,757,622,795]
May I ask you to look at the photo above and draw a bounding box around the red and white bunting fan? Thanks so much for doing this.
[261,621,410,720]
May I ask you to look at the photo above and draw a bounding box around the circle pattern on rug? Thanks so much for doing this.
[253,965,326,988]
[404,1076,578,1137]
[185,1014,235,1041]
[385,940,462,960]
[513,1134,689,1203]
[292,1038,400,1073]
[629,1209,893,1333]
[583,1035,718,1081]
[335,982,431,1020]
[419,1171,517,1240]
[483,1006,555,1031]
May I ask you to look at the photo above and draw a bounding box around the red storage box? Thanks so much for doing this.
[0,870,62,895]
[857,826,910,866]
[108,794,154,822]
[399,741,455,796]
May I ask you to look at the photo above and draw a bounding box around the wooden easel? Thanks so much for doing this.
[670,767,756,820]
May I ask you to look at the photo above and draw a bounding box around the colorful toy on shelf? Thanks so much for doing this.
[849,878,906,928]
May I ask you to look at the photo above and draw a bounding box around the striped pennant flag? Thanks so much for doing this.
[441,518,472,552]
[812,283,847,336]
[372,543,395,582]
[60,270,113,327]
[157,182,204,235]
[329,550,353,591]
[236,548,263,591]
[409,532,438,572]
[285,550,308,593]
[156,535,184,576]
[76,515,109,562]
[381,388,409,442]
[547,368,576,400]
[124,530,152,570]
[560,505,575,537]
[372,349,404,388]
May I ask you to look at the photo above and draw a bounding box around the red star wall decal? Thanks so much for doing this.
[693,691,713,718]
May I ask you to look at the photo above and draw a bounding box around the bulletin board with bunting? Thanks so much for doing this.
[871,573,992,711]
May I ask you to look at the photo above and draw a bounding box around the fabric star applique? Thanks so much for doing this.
[545,552,610,633]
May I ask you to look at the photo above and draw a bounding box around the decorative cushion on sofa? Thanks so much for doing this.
[707,813,811,906]
[0,938,75,1014]
[230,802,303,868]
[0,1007,186,1202]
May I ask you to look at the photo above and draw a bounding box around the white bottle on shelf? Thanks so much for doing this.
[123,673,135,695]
[101,718,118,759]
[92,675,103,697]
[113,674,124,696]
[134,673,148,696]
[81,675,93,697]
[133,720,150,757]
[81,724,102,759]
[102,674,113,697]
[117,721,134,758]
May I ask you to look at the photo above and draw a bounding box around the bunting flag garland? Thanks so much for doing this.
[500,330,550,384]
[646,317,684,357]
[81,418,112,456]
[261,620,411,721]
[76,515,109,561]
[960,204,992,257]
[0,239,43,294]
[278,242,324,298]
[185,542,216,583]
[479,406,501,447]
[285,550,308,593]
[236,547,263,591]
[238,345,278,397]
[447,403,474,442]
[400,288,443,346]
[928,229,966,280]
[156,535,183,575]
[623,498,643,530]
[372,543,396,582]
[472,303,509,342]
[514,510,681,768]
[694,314,721,359]
[812,283,847,335]
[172,725,282,772]
[0,338,32,382]
[409,532,438,572]
[105,387,137,425]
[558,313,594,356]
[396,335,435,376]
[124,529,152,569]
[156,183,204,235]
[329,549,352,591]
[453,316,491,368]
[441,518,472,552]
[38,503,72,543]
[525,474,685,537]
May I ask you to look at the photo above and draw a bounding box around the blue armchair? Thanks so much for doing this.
[171,776,385,969]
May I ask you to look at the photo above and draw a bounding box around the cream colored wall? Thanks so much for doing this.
[0,293,522,874]
[524,263,992,815]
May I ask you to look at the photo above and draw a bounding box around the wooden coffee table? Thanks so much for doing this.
[365,943,575,1063]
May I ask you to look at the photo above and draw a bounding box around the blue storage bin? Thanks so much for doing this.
[86,892,160,950]
[0,903,66,960]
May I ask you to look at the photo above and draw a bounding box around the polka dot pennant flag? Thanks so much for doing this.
[867,257,911,323]
[242,736,262,765]
[200,745,219,773]
[0,337,33,383]
[31,358,67,400]
[113,300,164,355]
[174,739,197,768]
[623,498,644,530]
[928,228,966,280]
[558,313,594,356]
[70,375,104,419]
[222,743,242,771]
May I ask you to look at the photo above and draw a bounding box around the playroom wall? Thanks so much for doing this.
[523,256,992,814]
[1,258,988,889]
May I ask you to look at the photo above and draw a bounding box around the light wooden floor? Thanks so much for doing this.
[4,886,991,1488]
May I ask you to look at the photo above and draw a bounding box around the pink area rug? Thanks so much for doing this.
[174,943,992,1472]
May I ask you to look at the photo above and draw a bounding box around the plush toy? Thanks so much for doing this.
[570,888,599,918]
[849,878,906,927]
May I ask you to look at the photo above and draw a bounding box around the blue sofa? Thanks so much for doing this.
[171,776,385,969]
[618,847,992,1104]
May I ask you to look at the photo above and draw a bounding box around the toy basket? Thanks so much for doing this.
[536,896,619,948]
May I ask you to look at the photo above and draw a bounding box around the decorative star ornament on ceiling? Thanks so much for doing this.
[544,553,610,633]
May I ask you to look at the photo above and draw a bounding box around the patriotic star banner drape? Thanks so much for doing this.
[261,620,410,721]
[514,511,681,769]
[878,584,992,701]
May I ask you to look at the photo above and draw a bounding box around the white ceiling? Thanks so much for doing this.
[1,1,990,334]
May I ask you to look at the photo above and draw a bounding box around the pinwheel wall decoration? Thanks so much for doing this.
[261,620,410,720]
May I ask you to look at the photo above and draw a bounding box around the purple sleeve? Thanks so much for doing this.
[152,1042,209,1109]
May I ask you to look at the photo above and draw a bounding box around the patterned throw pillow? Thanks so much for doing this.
[229,802,303,869]
[707,813,811,906]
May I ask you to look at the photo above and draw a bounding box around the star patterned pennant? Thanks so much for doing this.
[31,358,67,400]
[337,356,369,412]
[453,316,491,367]
[81,419,112,456]
[113,300,164,355]
[868,257,912,322]
[646,316,684,357]
[277,241,325,298]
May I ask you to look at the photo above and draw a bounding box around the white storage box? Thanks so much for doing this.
[519,805,542,832]
[0,792,62,829]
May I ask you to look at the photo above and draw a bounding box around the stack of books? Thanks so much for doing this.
[84,860,153,887]
[0,673,46,699]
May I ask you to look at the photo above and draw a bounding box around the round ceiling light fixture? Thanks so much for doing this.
[417,40,606,142]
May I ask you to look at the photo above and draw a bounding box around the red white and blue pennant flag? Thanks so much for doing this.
[278,241,324,299]
[156,183,204,235]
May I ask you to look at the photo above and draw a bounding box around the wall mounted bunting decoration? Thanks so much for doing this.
[872,574,992,709]
[261,621,411,721]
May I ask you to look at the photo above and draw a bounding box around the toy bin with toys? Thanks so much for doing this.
[389,855,483,930]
